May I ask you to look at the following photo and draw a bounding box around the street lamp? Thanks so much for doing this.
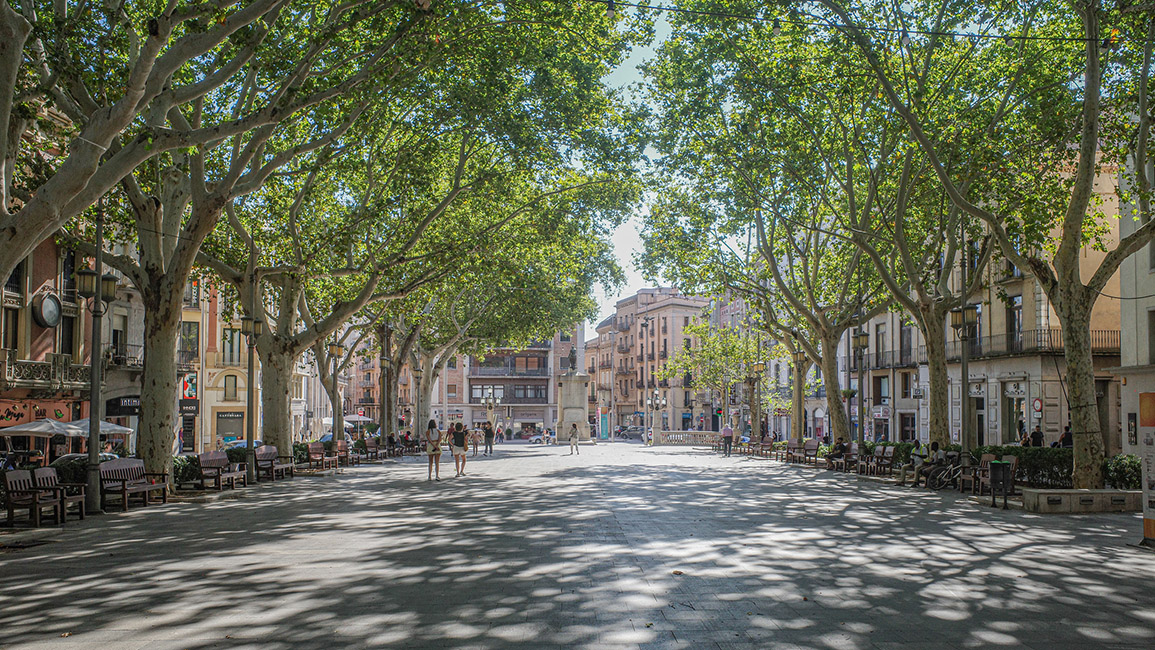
[410,363,423,428]
[241,314,263,483]
[481,386,501,431]
[328,340,345,445]
[791,349,809,442]
[951,304,980,454]
[646,388,666,445]
[852,329,869,445]
[78,207,120,512]
[750,361,765,439]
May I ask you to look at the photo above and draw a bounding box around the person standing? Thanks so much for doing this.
[568,423,580,455]
[470,425,480,457]
[1030,424,1044,448]
[721,421,734,457]
[424,419,443,482]
[451,422,468,477]
[483,422,495,456]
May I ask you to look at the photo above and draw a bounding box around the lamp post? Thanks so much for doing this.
[411,364,423,428]
[852,329,869,445]
[328,340,345,444]
[951,304,980,453]
[646,389,666,445]
[77,214,119,513]
[482,386,501,431]
[750,361,765,439]
[791,349,808,442]
[240,314,263,483]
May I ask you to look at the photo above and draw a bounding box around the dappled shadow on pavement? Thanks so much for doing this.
[0,446,1153,649]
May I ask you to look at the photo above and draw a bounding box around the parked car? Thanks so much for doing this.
[616,426,645,440]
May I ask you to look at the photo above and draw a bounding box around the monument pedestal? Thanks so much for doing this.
[556,371,591,442]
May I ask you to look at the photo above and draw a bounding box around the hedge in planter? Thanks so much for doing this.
[972,445,1073,488]
[1103,454,1141,490]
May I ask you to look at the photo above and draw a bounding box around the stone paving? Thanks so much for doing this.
[1,443,1154,650]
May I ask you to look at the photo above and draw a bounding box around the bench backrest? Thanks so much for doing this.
[198,450,229,469]
[365,439,379,451]
[4,469,35,493]
[846,443,858,457]
[787,440,801,451]
[1001,454,1020,476]
[881,446,895,458]
[803,439,819,453]
[977,453,996,468]
[99,458,146,485]
[336,440,349,454]
[307,442,325,458]
[32,467,62,489]
[872,446,885,458]
[256,445,279,461]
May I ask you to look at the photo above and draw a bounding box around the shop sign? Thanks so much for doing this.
[179,399,199,415]
[217,411,243,420]
[872,405,891,419]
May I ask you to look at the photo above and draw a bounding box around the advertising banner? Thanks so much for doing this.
[1138,393,1155,546]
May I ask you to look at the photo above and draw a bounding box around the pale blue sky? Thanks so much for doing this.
[590,14,672,330]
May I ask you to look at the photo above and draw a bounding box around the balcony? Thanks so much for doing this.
[659,349,668,359]
[0,350,90,392]
[471,364,549,377]
[616,318,630,331]
[915,328,1121,362]
[469,395,547,405]
[358,397,376,405]
[647,379,656,388]
[658,379,669,388]
[646,352,655,361]
[616,342,629,353]
[109,344,144,369]
[176,349,198,369]
[599,360,612,369]
[636,354,643,362]
[615,366,632,375]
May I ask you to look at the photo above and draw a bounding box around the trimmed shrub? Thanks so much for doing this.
[172,455,201,486]
[973,445,1073,488]
[353,439,368,452]
[54,457,88,484]
[1104,454,1142,490]
[225,447,248,465]
[292,442,310,465]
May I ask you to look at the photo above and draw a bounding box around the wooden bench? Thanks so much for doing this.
[195,450,247,490]
[873,445,896,476]
[831,443,858,472]
[775,440,800,462]
[305,442,337,470]
[33,467,85,521]
[4,469,63,527]
[960,453,996,493]
[857,446,884,474]
[800,439,820,465]
[336,440,364,467]
[255,445,296,481]
[99,458,168,512]
[979,454,1019,495]
[364,438,381,461]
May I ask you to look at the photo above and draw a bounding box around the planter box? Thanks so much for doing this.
[1021,488,1141,514]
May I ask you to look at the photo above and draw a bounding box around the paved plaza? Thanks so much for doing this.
[1,444,1153,650]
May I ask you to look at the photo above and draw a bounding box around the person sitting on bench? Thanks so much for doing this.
[824,437,848,470]
[896,442,927,486]
[911,441,945,488]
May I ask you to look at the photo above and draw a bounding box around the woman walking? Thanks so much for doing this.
[451,422,469,476]
[483,422,495,456]
[424,419,443,481]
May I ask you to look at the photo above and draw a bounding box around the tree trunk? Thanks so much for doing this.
[138,294,181,484]
[820,333,851,443]
[921,311,950,448]
[1057,301,1105,488]
[259,344,294,454]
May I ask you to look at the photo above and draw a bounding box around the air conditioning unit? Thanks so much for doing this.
[911,388,925,399]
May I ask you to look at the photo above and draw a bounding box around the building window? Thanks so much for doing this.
[180,321,199,356]
[4,260,24,294]
[222,328,242,365]
[560,332,571,342]
[2,307,19,351]
[183,279,200,308]
[60,250,77,304]
[447,357,456,369]
[901,372,911,399]
[225,375,238,401]
[57,315,75,357]
[448,383,457,398]
[1006,295,1023,348]
[1148,311,1155,365]
[514,385,527,399]
[874,323,886,358]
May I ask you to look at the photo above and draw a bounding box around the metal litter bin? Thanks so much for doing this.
[989,460,1011,509]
